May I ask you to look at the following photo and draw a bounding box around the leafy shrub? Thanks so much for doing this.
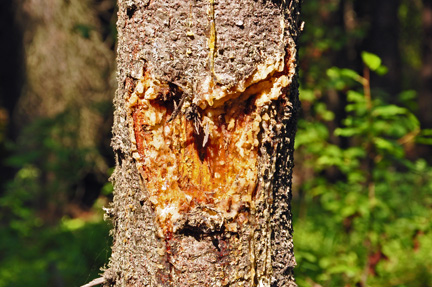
[294,52,432,287]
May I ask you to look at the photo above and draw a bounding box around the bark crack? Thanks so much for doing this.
[208,0,216,78]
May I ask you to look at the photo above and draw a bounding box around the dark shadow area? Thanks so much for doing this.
[0,0,25,187]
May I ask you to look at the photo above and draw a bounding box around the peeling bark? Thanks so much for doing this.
[105,0,301,286]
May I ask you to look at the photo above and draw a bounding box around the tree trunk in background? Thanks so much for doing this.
[0,0,24,185]
[419,0,432,129]
[104,0,301,286]
[358,0,402,97]
[1,0,115,217]
[416,0,432,160]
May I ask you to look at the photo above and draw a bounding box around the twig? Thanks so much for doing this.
[167,81,192,123]
[167,93,188,123]
[80,277,105,287]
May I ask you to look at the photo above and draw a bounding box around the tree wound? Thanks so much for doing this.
[126,50,295,236]
[107,0,301,285]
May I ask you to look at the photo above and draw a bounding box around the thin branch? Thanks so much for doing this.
[80,277,105,287]
[363,65,372,110]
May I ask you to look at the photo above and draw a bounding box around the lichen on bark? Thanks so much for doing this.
[105,0,301,286]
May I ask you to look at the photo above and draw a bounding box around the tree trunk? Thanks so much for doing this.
[104,0,301,286]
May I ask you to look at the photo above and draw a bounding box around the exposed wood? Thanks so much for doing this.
[104,0,301,286]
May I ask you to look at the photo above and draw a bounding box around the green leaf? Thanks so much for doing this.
[334,127,359,137]
[376,65,388,75]
[416,129,432,145]
[315,103,335,121]
[373,137,402,155]
[347,90,365,103]
[61,217,86,231]
[102,182,114,195]
[372,105,407,118]
[299,252,318,263]
[398,90,417,102]
[344,147,366,159]
[73,24,93,39]
[340,68,364,83]
[326,67,340,79]
[299,89,316,102]
[362,51,382,71]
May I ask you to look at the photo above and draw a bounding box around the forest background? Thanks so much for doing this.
[0,0,431,286]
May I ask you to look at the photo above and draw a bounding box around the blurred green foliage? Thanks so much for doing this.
[294,1,432,286]
[0,109,113,287]
[295,62,432,286]
[0,208,111,287]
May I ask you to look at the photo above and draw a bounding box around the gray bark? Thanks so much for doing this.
[104,0,301,286]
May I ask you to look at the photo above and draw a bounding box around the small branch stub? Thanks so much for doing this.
[81,277,105,287]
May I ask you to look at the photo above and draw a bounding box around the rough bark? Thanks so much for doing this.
[105,0,301,286]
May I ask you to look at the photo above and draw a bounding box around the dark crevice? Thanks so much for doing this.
[177,223,226,241]
[126,5,137,19]
[177,226,204,242]
[116,150,125,166]
[193,126,207,162]
[212,238,220,251]
[0,0,25,188]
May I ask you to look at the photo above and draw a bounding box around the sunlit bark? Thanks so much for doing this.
[105,1,301,286]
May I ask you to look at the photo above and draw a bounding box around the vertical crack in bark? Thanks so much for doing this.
[208,0,216,78]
